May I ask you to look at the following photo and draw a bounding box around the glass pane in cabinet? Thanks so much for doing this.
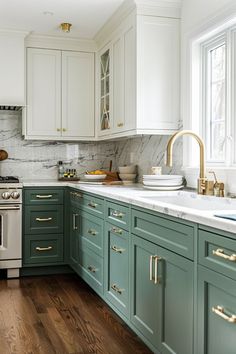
[101,78,105,97]
[105,95,109,112]
[105,76,109,95]
[101,50,109,78]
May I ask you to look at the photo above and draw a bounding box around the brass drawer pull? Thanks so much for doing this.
[111,210,124,218]
[71,191,83,198]
[111,245,125,254]
[87,265,97,273]
[36,217,52,222]
[36,194,53,199]
[87,229,98,236]
[111,284,124,295]
[110,227,123,235]
[212,306,236,323]
[117,122,124,127]
[88,202,98,208]
[73,213,78,230]
[212,248,236,262]
[36,246,53,252]
[149,255,162,284]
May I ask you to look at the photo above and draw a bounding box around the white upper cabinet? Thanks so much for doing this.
[26,48,61,137]
[0,30,27,106]
[96,2,181,140]
[25,48,95,140]
[62,51,95,138]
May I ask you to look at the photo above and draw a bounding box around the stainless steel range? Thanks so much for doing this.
[0,176,22,278]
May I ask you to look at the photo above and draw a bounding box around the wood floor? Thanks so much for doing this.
[0,274,152,354]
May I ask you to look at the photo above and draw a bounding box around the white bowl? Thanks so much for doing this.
[83,174,107,181]
[118,165,136,174]
[119,173,137,181]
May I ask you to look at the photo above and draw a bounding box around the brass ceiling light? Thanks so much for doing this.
[60,23,72,33]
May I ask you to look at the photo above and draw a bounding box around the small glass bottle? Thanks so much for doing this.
[58,161,64,180]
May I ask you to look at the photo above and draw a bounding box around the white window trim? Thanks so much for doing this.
[182,8,236,192]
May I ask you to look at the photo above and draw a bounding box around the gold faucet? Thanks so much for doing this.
[166,130,208,195]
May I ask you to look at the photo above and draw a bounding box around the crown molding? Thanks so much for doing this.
[0,28,29,37]
[25,33,97,52]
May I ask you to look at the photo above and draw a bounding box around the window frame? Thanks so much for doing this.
[201,32,228,165]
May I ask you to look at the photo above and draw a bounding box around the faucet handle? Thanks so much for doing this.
[208,171,225,197]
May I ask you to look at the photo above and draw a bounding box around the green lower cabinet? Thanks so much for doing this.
[131,234,193,354]
[197,265,236,354]
[105,223,129,317]
[69,205,80,270]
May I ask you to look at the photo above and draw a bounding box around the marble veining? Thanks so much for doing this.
[0,111,183,180]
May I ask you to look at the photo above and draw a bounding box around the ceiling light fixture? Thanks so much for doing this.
[60,23,72,33]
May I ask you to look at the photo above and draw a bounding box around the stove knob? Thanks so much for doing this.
[11,191,20,199]
[2,191,11,199]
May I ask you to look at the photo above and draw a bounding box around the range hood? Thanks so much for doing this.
[0,106,23,111]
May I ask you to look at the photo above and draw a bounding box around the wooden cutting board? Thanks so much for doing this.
[0,150,8,161]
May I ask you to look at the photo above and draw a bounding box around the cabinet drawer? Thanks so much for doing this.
[199,229,236,280]
[78,248,103,296]
[106,224,129,316]
[106,201,130,230]
[132,208,194,259]
[198,266,236,354]
[80,194,104,218]
[24,234,63,265]
[80,212,104,256]
[25,189,64,205]
[24,205,63,234]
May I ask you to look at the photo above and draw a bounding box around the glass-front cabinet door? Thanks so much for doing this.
[99,44,112,134]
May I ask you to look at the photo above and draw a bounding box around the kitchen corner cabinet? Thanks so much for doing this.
[97,11,180,139]
[25,48,95,140]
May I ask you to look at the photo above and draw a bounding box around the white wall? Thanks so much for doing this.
[181,0,235,34]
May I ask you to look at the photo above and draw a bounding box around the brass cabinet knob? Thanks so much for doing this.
[57,128,61,132]
[117,123,124,127]
[62,128,66,132]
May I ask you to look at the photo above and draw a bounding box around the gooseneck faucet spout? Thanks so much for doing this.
[166,130,206,194]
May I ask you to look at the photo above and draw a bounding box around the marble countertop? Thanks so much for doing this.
[22,180,236,235]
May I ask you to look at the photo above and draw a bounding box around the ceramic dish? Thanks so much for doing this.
[143,185,184,191]
[118,165,136,174]
[119,173,137,181]
[83,174,107,181]
[143,174,183,180]
[143,179,183,186]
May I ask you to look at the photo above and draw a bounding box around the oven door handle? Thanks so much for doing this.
[0,206,20,210]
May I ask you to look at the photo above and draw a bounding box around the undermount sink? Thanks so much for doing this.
[137,191,236,211]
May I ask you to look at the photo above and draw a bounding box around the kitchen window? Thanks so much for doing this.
[200,27,236,167]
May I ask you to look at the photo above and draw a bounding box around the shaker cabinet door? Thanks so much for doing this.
[62,51,95,138]
[26,48,61,137]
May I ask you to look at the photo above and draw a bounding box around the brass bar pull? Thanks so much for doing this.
[36,246,53,252]
[87,229,98,236]
[36,195,53,199]
[88,202,98,208]
[110,227,123,235]
[150,255,154,281]
[111,245,125,254]
[36,217,52,222]
[75,193,83,198]
[212,248,236,262]
[87,265,97,273]
[154,256,162,284]
[212,306,236,323]
[73,213,78,230]
[111,284,124,295]
[111,210,124,218]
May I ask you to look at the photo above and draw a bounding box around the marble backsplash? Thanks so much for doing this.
[0,111,182,180]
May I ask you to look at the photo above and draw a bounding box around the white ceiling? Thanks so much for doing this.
[0,0,125,39]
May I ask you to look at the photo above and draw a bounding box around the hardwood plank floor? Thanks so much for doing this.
[0,274,152,354]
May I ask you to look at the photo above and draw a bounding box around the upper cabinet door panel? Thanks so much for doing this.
[112,36,124,132]
[27,48,61,137]
[137,16,180,130]
[62,51,95,138]
[0,31,26,105]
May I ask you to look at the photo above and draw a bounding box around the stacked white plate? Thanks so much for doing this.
[142,175,184,190]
